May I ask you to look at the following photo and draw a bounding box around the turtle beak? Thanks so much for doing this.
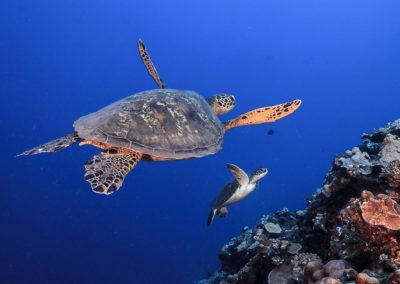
[258,168,268,175]
[256,168,268,180]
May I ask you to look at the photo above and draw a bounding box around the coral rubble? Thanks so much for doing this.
[196,119,400,284]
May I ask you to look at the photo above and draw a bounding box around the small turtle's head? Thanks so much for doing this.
[250,168,268,184]
[206,93,236,116]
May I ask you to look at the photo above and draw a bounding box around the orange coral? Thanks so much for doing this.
[340,191,400,263]
[356,273,379,284]
[360,190,400,230]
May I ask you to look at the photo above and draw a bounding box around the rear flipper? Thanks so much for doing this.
[17,132,80,156]
[207,207,229,227]
[84,148,142,195]
[207,209,217,227]
[217,207,228,217]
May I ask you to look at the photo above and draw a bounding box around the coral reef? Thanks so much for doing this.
[196,119,400,284]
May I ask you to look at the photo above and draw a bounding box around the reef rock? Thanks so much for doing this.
[356,273,380,284]
[196,119,400,284]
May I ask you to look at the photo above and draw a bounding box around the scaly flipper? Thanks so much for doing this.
[223,99,302,131]
[17,132,80,156]
[138,39,166,89]
[207,207,229,227]
[84,148,142,195]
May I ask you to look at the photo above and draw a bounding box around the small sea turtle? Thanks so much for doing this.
[207,164,268,226]
[18,39,301,195]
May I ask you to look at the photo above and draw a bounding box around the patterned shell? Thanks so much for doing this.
[73,89,224,159]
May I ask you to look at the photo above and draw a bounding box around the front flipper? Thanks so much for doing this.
[84,148,142,195]
[227,163,249,186]
[17,132,80,156]
[223,99,302,131]
[137,39,167,89]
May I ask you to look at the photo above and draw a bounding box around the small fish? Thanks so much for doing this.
[267,129,275,135]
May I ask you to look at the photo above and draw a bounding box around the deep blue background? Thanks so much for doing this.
[1,1,400,283]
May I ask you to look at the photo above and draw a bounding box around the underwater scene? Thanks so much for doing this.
[2,0,400,283]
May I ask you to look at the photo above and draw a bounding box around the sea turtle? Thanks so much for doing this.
[18,39,301,195]
[207,164,268,226]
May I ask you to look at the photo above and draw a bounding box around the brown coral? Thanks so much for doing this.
[303,260,324,284]
[319,278,342,284]
[360,191,400,230]
[303,260,356,284]
[268,264,294,284]
[390,270,400,284]
[381,160,400,188]
[378,134,400,188]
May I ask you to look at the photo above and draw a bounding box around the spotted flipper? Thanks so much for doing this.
[84,148,142,195]
[17,132,80,156]
[223,99,302,131]
[137,39,166,89]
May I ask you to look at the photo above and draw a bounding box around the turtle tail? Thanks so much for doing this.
[16,132,80,157]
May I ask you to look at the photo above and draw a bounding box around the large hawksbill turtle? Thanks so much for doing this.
[18,39,302,195]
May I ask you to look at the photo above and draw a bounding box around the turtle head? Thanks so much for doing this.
[250,167,268,184]
[206,93,236,116]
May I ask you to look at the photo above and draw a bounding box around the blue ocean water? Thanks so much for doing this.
[1,0,400,283]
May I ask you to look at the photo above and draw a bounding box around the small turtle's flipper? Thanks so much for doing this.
[84,148,142,195]
[227,163,249,186]
[208,207,229,227]
[207,209,217,227]
[223,99,302,132]
[137,39,167,89]
[217,207,228,217]
[16,132,80,156]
